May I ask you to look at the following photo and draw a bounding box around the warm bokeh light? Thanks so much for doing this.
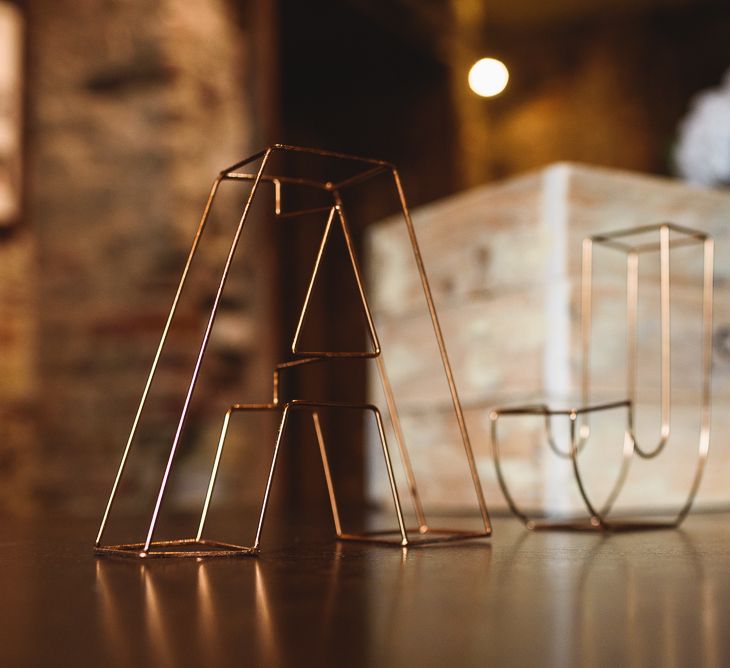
[468,58,509,97]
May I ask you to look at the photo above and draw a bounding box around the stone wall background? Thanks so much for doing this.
[368,164,730,515]
[0,229,37,515]
[0,0,272,517]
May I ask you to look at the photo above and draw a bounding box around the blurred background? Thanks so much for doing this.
[1,0,729,526]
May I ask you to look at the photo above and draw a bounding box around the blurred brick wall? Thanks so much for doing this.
[12,0,271,516]
[0,230,38,515]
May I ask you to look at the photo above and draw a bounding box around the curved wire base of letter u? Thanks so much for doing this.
[491,223,713,532]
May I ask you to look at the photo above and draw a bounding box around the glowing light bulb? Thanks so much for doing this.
[468,58,509,98]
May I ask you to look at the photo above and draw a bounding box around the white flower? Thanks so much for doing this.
[674,68,730,187]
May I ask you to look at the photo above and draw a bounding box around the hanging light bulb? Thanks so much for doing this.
[468,58,509,98]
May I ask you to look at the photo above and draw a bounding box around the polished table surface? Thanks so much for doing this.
[1,513,729,667]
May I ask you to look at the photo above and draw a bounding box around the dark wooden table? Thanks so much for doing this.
[1,513,729,667]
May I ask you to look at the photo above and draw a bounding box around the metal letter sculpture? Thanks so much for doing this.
[490,223,713,530]
[95,145,491,557]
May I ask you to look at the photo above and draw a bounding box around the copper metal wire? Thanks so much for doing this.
[490,222,714,531]
[94,145,491,558]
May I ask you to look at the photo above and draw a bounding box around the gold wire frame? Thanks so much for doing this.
[95,144,491,558]
[490,222,714,531]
